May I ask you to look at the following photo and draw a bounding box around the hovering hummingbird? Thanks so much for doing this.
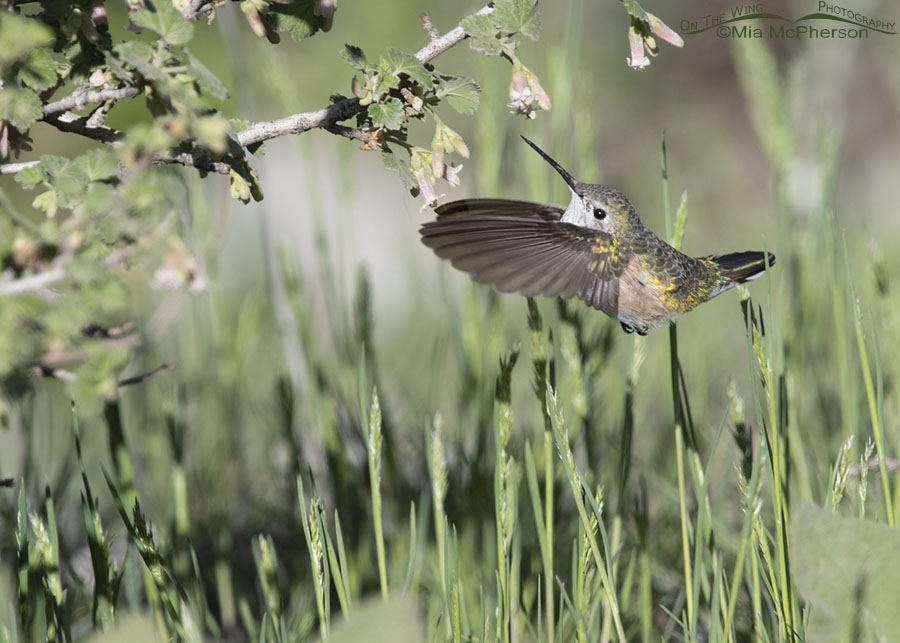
[420,136,775,335]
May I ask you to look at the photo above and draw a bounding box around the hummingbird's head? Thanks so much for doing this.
[520,136,638,235]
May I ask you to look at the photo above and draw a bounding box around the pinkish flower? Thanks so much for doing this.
[648,12,684,48]
[442,162,463,187]
[507,61,552,119]
[627,25,650,69]
[627,13,683,70]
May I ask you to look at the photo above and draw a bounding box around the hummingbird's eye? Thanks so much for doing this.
[593,207,608,220]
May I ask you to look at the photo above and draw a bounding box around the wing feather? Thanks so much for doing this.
[435,198,564,221]
[420,211,621,315]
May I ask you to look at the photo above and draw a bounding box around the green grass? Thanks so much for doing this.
[3,149,897,640]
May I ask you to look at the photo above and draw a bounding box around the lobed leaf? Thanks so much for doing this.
[18,48,69,92]
[368,97,405,130]
[32,190,58,218]
[341,44,367,71]
[193,115,230,154]
[492,0,541,39]
[268,0,323,42]
[460,14,505,56]
[382,48,432,87]
[131,0,194,47]
[380,147,418,191]
[114,41,167,82]
[0,13,52,66]
[0,87,42,131]
[187,52,229,101]
[14,164,47,190]
[72,149,119,183]
[620,0,650,21]
[436,76,481,115]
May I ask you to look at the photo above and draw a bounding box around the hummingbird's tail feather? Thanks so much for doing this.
[712,251,776,283]
[435,199,564,222]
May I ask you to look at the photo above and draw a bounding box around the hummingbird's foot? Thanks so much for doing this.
[620,322,649,336]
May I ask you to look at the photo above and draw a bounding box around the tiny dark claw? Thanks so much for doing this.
[636,326,648,336]
[621,322,634,334]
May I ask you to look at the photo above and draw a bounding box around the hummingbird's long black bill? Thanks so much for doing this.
[520,136,581,195]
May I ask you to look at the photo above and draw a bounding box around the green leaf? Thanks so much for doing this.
[436,76,481,115]
[368,97,405,131]
[39,155,73,179]
[131,0,194,46]
[492,0,541,39]
[374,71,401,96]
[229,170,250,203]
[72,149,119,183]
[0,88,42,131]
[186,51,228,100]
[18,48,68,92]
[105,51,133,83]
[228,164,262,203]
[114,41,166,81]
[268,0,323,42]
[14,164,47,190]
[381,48,432,87]
[791,503,900,641]
[380,148,417,191]
[341,44,367,71]
[0,13,53,66]
[193,115,230,154]
[460,12,496,40]
[41,155,87,203]
[32,190,58,218]
[460,14,505,56]
[620,0,650,21]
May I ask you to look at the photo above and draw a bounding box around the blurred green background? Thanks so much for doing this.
[3,0,900,640]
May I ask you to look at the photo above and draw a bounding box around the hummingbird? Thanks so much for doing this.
[419,136,775,335]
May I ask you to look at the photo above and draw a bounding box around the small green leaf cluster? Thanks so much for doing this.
[342,44,481,205]
[0,12,66,144]
[461,1,553,121]
[460,0,541,57]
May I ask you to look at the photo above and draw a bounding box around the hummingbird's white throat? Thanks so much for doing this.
[561,188,592,227]
[561,188,612,233]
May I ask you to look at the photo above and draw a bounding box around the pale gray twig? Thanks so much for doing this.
[1,160,40,175]
[181,0,211,20]
[0,243,139,297]
[43,85,142,117]
[0,266,67,295]
[32,4,494,174]
[162,150,232,175]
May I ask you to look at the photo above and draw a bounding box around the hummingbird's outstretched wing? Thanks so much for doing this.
[420,207,620,315]
[433,198,564,222]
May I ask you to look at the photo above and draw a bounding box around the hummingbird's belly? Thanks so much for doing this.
[616,258,680,329]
